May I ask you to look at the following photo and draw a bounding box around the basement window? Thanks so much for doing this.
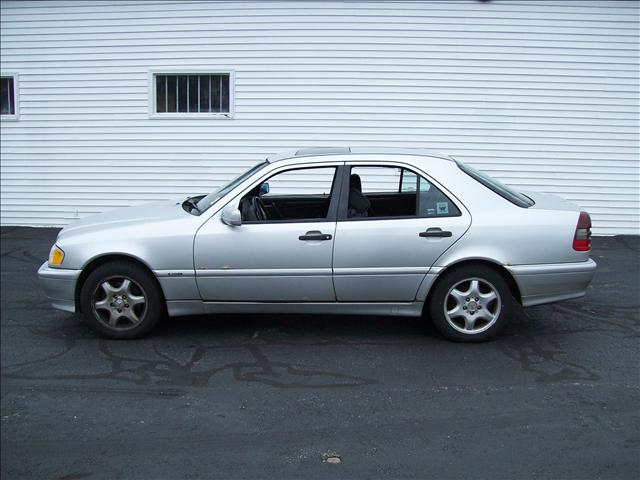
[1,75,18,119]
[152,72,232,117]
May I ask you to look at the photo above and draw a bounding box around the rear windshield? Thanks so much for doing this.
[456,160,534,208]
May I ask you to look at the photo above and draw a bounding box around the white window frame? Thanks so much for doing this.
[0,72,19,121]
[148,68,235,119]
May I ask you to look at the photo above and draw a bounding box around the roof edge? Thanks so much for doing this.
[267,147,452,163]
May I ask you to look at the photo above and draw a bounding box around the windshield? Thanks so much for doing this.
[196,161,268,212]
[456,160,534,208]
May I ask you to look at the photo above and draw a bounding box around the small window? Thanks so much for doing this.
[400,170,418,192]
[240,167,337,223]
[1,76,17,118]
[154,73,231,115]
[417,178,461,218]
[348,166,460,219]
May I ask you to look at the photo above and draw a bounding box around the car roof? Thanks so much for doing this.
[266,147,453,163]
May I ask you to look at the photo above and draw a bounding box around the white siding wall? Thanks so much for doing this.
[1,0,638,234]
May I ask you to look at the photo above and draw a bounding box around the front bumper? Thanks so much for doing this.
[506,259,597,307]
[37,261,81,313]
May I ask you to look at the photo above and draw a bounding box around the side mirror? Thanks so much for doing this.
[259,182,270,196]
[221,206,242,226]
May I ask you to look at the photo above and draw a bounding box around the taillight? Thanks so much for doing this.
[573,211,592,251]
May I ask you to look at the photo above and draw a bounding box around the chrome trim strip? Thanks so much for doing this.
[154,269,196,277]
[333,267,431,275]
[195,266,432,277]
[194,268,332,277]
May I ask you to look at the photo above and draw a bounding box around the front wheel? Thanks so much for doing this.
[428,266,514,342]
[80,261,164,339]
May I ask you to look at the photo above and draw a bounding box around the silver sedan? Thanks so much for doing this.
[38,147,596,341]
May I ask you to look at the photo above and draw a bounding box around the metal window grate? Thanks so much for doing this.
[1,77,16,116]
[155,74,230,114]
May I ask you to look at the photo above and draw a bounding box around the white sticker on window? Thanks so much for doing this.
[436,202,449,215]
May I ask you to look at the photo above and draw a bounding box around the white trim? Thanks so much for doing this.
[0,72,19,121]
[147,68,235,119]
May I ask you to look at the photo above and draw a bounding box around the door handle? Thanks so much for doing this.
[299,230,332,241]
[419,228,452,238]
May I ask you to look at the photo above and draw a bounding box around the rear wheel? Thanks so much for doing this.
[428,265,513,342]
[80,261,163,339]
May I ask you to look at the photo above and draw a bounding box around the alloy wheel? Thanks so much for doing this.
[443,277,502,334]
[91,276,148,330]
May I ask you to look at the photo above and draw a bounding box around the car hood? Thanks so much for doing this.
[58,198,189,240]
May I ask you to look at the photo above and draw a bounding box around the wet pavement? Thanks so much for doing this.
[1,227,638,479]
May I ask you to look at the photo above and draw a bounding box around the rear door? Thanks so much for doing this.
[332,163,471,302]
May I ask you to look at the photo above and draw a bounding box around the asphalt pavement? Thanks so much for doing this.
[1,227,638,480]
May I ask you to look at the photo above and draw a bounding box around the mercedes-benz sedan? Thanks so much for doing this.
[38,147,596,341]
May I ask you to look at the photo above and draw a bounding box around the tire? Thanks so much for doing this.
[80,261,164,339]
[428,265,513,342]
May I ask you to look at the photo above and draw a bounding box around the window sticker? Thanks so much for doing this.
[436,202,449,215]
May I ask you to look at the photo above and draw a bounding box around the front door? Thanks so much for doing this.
[194,164,341,302]
[332,164,471,302]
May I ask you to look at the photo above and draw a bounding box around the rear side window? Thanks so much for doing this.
[347,165,461,219]
[456,161,534,208]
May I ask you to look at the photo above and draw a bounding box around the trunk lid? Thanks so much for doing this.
[521,191,581,212]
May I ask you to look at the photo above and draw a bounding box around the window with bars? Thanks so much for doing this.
[1,76,17,117]
[154,73,231,115]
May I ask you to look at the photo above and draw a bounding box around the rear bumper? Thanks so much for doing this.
[506,259,597,307]
[37,261,81,313]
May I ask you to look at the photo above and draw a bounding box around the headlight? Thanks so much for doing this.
[48,245,65,267]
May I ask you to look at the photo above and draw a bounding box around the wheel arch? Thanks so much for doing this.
[423,259,522,316]
[75,253,166,313]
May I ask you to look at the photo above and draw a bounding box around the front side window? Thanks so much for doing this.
[240,167,338,223]
[347,165,461,219]
[154,73,231,115]
[1,76,17,118]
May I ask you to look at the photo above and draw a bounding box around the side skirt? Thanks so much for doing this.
[166,300,424,318]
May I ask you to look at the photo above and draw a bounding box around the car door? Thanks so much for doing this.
[193,164,342,302]
[332,163,471,302]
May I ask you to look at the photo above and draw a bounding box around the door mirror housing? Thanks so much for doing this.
[221,206,242,226]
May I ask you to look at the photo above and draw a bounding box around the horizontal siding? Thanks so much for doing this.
[1,1,639,234]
